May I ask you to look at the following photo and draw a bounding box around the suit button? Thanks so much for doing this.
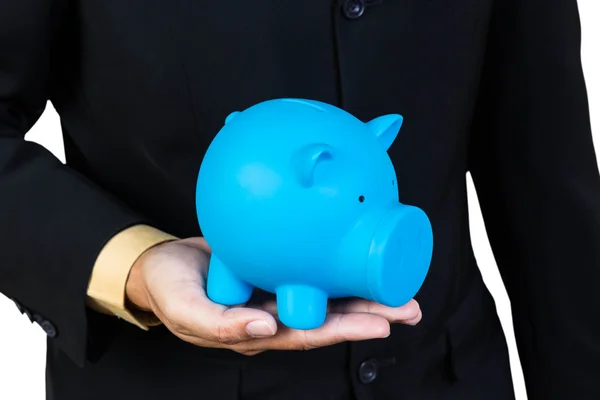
[342,0,365,19]
[39,320,57,338]
[358,359,379,384]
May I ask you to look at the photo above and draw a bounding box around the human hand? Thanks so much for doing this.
[125,237,422,356]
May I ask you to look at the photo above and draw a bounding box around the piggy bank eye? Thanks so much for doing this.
[358,195,365,203]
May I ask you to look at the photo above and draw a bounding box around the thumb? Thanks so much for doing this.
[202,305,279,343]
[162,282,279,343]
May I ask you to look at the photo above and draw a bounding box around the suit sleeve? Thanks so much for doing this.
[0,1,153,367]
[469,0,600,397]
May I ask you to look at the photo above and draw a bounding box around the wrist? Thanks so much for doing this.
[87,224,178,330]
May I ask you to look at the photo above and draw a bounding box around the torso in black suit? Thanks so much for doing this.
[1,1,599,399]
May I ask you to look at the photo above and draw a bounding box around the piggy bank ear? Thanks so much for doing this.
[293,143,334,187]
[224,111,240,125]
[367,114,403,150]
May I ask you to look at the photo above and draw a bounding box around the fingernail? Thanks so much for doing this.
[246,320,275,338]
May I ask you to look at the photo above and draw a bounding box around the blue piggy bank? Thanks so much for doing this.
[196,98,433,330]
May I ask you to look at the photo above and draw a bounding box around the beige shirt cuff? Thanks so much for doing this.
[86,224,178,330]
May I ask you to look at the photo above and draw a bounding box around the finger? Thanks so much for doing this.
[254,299,334,317]
[401,308,422,325]
[258,298,421,324]
[330,298,421,323]
[234,312,390,353]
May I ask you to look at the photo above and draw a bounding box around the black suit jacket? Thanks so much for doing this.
[1,1,598,399]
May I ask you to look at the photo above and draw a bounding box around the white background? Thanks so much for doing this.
[0,2,598,399]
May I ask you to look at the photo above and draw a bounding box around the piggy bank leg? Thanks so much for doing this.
[275,285,327,330]
[206,255,253,306]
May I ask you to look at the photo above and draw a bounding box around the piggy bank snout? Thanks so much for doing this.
[366,204,434,307]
